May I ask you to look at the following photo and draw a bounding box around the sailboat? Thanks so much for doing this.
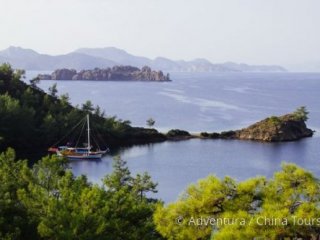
[48,114,109,160]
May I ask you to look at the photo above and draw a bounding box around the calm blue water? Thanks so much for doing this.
[26,72,320,202]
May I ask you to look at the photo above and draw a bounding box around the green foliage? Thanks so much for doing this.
[154,164,320,240]
[132,173,158,201]
[0,63,14,78]
[2,146,320,239]
[94,105,105,117]
[147,118,156,127]
[59,93,70,107]
[48,83,58,97]
[267,116,282,126]
[82,100,94,113]
[0,149,161,239]
[29,77,40,88]
[293,106,309,121]
[0,63,162,157]
[104,156,158,200]
[0,93,36,150]
[102,156,161,239]
[0,148,36,240]
[167,129,191,137]
[104,156,132,191]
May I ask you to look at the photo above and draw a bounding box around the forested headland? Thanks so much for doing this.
[0,63,166,159]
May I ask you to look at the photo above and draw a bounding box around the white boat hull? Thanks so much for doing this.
[67,153,103,160]
[56,149,105,160]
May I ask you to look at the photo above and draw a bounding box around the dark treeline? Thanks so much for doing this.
[0,64,165,159]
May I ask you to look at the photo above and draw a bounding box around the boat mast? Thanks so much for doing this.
[87,114,90,153]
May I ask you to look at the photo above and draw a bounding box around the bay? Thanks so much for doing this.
[26,71,320,202]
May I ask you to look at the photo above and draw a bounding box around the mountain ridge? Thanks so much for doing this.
[0,46,287,72]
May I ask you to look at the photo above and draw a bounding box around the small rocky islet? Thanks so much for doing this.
[167,108,314,142]
[38,65,170,82]
[201,111,313,142]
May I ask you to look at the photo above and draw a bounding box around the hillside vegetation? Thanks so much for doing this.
[154,163,320,240]
[0,148,161,239]
[0,63,165,158]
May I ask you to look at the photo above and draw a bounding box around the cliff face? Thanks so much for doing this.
[38,66,170,81]
[201,113,314,142]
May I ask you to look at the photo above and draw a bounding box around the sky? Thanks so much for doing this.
[1,0,320,68]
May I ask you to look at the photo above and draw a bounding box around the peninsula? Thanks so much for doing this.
[38,66,170,81]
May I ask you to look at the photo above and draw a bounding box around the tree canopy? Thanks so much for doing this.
[154,163,320,240]
[0,148,161,240]
[293,106,309,121]
[147,118,156,127]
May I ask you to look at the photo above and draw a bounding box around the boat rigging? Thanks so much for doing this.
[48,114,109,160]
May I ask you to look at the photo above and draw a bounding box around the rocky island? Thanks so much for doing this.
[200,107,314,142]
[38,65,170,81]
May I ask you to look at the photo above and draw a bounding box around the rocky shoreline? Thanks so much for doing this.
[38,66,170,81]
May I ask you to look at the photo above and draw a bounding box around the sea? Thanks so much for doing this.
[25,71,320,202]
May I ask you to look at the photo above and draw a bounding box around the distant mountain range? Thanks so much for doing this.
[0,46,287,72]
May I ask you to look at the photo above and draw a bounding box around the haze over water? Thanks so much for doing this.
[27,72,320,202]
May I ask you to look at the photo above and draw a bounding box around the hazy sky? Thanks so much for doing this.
[1,0,320,67]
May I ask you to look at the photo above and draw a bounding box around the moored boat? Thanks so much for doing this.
[49,114,109,160]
